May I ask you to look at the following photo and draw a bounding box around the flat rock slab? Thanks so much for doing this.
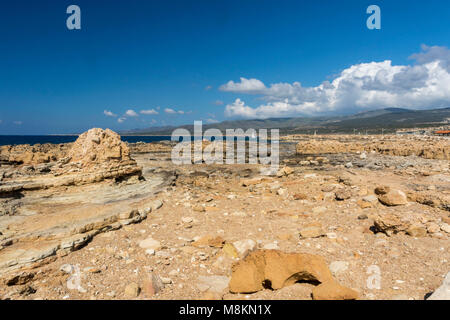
[0,170,172,277]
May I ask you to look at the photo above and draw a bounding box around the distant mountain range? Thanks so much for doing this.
[121,107,450,135]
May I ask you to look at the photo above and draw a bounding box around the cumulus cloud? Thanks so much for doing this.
[117,117,126,123]
[164,108,177,114]
[164,108,185,114]
[125,109,139,117]
[140,109,159,115]
[222,46,450,118]
[220,77,266,94]
[104,110,117,117]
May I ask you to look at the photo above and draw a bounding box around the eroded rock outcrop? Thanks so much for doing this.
[229,250,358,300]
[296,135,449,160]
[68,128,132,168]
[51,128,142,184]
[0,143,71,165]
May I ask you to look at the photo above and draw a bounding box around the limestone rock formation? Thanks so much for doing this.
[229,249,358,300]
[0,143,71,165]
[53,128,142,183]
[68,128,131,168]
[295,135,449,160]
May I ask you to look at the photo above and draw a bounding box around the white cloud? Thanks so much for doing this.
[220,77,266,94]
[214,100,224,106]
[125,109,139,117]
[206,118,219,124]
[164,108,177,114]
[118,117,126,123]
[222,46,450,118]
[140,109,159,115]
[164,108,185,114]
[13,121,23,125]
[104,110,117,117]
[205,85,212,91]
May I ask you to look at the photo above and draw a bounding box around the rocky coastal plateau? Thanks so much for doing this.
[0,129,449,300]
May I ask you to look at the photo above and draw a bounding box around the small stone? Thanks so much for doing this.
[406,225,427,238]
[222,243,239,258]
[161,277,172,284]
[193,205,205,212]
[299,225,324,239]
[153,200,163,210]
[192,235,225,248]
[196,275,230,294]
[83,267,101,274]
[329,261,349,275]
[232,239,256,258]
[440,223,450,234]
[427,222,441,234]
[357,200,372,209]
[335,189,352,201]
[294,193,308,200]
[142,274,165,297]
[139,238,161,251]
[124,283,140,298]
[362,195,378,203]
[181,217,194,224]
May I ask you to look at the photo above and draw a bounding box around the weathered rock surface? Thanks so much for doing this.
[296,135,450,160]
[229,250,336,294]
[375,186,408,206]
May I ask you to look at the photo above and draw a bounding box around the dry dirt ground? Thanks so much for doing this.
[0,137,449,300]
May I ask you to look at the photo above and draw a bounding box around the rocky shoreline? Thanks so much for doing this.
[0,130,449,300]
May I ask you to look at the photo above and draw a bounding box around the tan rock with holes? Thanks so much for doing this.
[229,250,334,293]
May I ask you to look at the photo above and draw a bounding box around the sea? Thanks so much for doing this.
[0,135,172,146]
[0,135,261,146]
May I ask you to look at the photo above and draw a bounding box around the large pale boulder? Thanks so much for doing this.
[68,128,132,167]
[52,128,142,183]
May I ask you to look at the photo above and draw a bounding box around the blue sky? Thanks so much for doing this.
[0,0,449,134]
